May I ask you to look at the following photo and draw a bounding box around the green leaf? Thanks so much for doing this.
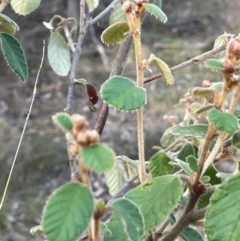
[149,54,174,85]
[0,13,19,34]
[100,222,112,237]
[125,175,182,230]
[101,22,130,45]
[170,125,208,138]
[234,109,240,119]
[112,198,144,241]
[205,173,240,241]
[186,155,200,172]
[205,58,225,71]
[213,34,227,60]
[142,3,167,23]
[0,33,28,81]
[232,132,240,149]
[204,164,222,185]
[106,161,126,196]
[209,109,238,133]
[175,159,194,175]
[104,215,129,241]
[198,192,212,209]
[191,87,217,100]
[52,113,73,132]
[160,127,175,148]
[194,104,214,115]
[86,0,99,12]
[81,143,115,172]
[177,143,196,162]
[42,182,94,241]
[100,75,146,111]
[181,226,204,241]
[48,31,71,76]
[109,3,126,25]
[149,151,173,177]
[11,0,42,15]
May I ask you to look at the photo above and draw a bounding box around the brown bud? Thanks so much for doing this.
[227,38,240,60]
[76,131,89,146]
[87,130,100,144]
[223,59,235,74]
[71,114,88,132]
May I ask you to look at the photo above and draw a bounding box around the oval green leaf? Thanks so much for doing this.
[81,143,115,172]
[100,75,146,111]
[149,54,174,85]
[213,34,227,60]
[106,161,126,196]
[48,31,71,76]
[205,173,240,241]
[52,113,73,132]
[0,13,19,34]
[177,143,196,162]
[112,198,144,241]
[170,125,208,138]
[124,175,182,230]
[209,109,238,133]
[11,0,42,15]
[104,215,129,241]
[101,21,130,45]
[143,3,167,23]
[0,33,28,81]
[160,127,175,148]
[186,155,200,172]
[149,151,173,177]
[42,182,94,241]
[232,132,240,149]
[205,58,225,71]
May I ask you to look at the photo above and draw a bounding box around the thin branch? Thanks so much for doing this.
[0,40,45,210]
[90,0,120,25]
[94,36,133,134]
[160,190,205,241]
[144,44,227,84]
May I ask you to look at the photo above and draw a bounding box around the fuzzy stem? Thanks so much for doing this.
[229,85,240,113]
[79,157,90,186]
[201,134,226,176]
[193,123,215,188]
[132,13,146,183]
[92,216,100,241]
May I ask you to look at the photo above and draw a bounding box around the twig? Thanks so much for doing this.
[63,21,76,52]
[144,44,227,84]
[0,0,10,12]
[0,40,45,210]
[94,36,133,134]
[90,0,120,25]
[160,190,205,241]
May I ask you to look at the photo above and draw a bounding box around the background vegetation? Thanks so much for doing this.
[1,0,240,240]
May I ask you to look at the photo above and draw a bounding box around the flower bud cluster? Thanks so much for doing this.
[69,114,100,156]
